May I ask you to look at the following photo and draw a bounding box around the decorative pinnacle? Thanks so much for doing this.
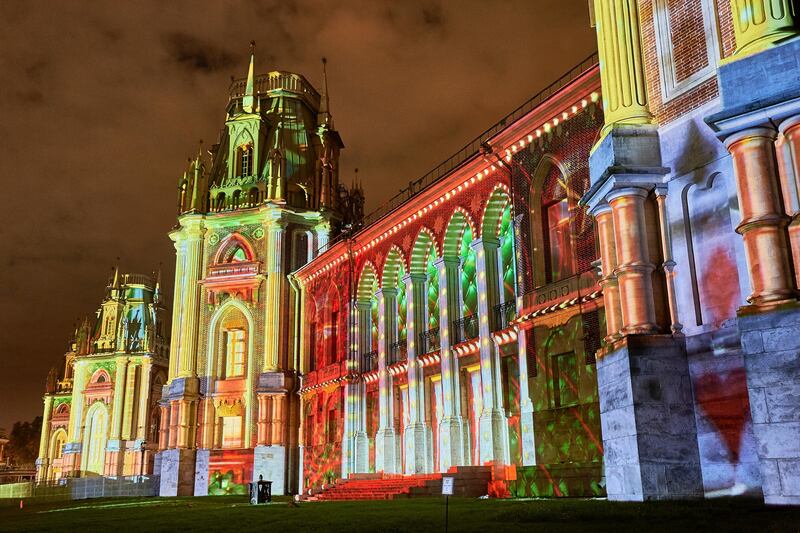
[243,42,256,112]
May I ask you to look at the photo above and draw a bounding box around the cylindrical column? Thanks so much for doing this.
[654,189,683,334]
[403,273,427,425]
[37,396,54,466]
[608,187,659,334]
[263,221,286,372]
[778,115,800,287]
[730,0,800,57]
[257,394,271,446]
[158,404,169,451]
[593,204,624,341]
[593,0,653,131]
[726,127,797,304]
[136,358,153,440]
[178,220,205,378]
[110,357,128,440]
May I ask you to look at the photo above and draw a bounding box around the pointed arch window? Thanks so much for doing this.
[544,197,575,283]
[237,145,253,177]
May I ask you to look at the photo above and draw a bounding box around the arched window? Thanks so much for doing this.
[541,164,576,283]
[237,145,253,177]
[220,309,248,379]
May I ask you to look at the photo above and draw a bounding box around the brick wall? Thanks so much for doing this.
[639,0,736,125]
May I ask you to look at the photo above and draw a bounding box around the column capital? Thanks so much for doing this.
[606,186,650,203]
[401,272,427,285]
[729,0,800,58]
[724,126,779,149]
[375,287,399,299]
[589,201,613,217]
[469,237,500,251]
[433,256,459,269]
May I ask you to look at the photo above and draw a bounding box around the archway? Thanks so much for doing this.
[82,402,109,475]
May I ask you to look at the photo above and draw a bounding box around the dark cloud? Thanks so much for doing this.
[163,32,237,72]
[0,0,596,431]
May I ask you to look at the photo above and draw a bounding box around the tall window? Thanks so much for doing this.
[308,322,317,372]
[329,311,338,365]
[326,409,338,443]
[544,197,575,283]
[238,146,253,177]
[222,416,242,448]
[225,328,246,378]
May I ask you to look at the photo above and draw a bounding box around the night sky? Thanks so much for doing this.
[0,1,596,431]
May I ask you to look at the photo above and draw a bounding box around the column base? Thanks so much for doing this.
[519,407,536,466]
[739,306,800,505]
[438,416,466,472]
[479,409,509,465]
[353,431,369,474]
[375,427,400,474]
[404,422,432,474]
[253,445,286,496]
[158,449,197,496]
[193,449,209,496]
[598,335,703,501]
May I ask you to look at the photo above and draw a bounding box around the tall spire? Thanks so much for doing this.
[243,41,256,113]
[319,57,333,128]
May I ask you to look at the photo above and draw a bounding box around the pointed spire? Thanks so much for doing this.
[243,41,256,113]
[319,57,333,128]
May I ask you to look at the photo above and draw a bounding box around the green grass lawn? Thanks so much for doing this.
[0,495,798,532]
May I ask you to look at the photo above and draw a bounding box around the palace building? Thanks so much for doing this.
[36,271,169,482]
[36,2,800,505]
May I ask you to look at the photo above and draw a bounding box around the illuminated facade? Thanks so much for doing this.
[34,3,800,506]
[36,271,169,482]
[155,48,363,496]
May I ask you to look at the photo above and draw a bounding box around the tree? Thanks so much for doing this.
[7,416,42,466]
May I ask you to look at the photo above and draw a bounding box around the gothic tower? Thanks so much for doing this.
[158,45,345,496]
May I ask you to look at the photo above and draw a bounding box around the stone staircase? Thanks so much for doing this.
[307,466,492,501]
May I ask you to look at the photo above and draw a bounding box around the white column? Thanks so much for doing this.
[403,272,432,474]
[374,287,400,473]
[470,238,510,465]
[516,327,537,466]
[36,396,54,481]
[434,257,466,471]
[354,301,371,473]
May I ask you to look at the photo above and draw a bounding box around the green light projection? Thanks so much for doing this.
[426,246,439,331]
[499,205,516,303]
[459,226,478,338]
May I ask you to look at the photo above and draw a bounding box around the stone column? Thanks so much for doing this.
[257,394,271,446]
[470,238,509,465]
[593,204,624,341]
[402,272,432,473]
[178,218,205,378]
[608,188,659,334]
[136,357,152,441]
[121,363,138,440]
[158,404,169,451]
[592,0,653,132]
[515,327,536,466]
[67,361,88,443]
[433,257,466,471]
[778,115,800,287]
[353,301,371,472]
[168,240,185,381]
[725,127,796,305]
[109,357,128,442]
[730,0,800,57]
[375,287,400,473]
[263,220,285,372]
[654,188,683,334]
[36,396,54,481]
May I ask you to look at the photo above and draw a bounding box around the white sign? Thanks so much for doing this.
[442,477,454,496]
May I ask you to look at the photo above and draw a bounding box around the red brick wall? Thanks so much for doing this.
[638,0,736,125]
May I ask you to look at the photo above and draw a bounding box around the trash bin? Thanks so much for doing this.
[249,475,272,504]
